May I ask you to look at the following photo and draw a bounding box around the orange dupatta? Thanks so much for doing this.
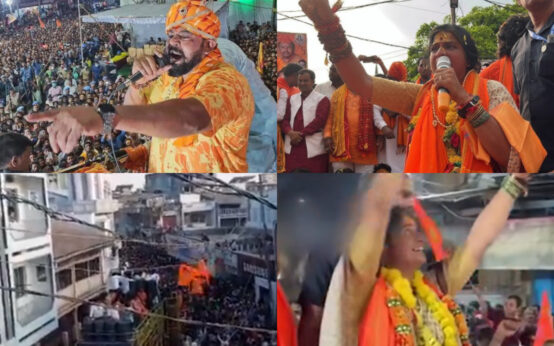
[480,56,519,107]
[358,276,395,346]
[381,110,409,147]
[358,275,470,346]
[498,56,519,107]
[277,77,300,173]
[405,71,545,173]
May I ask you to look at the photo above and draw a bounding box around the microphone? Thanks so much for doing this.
[436,56,451,113]
[115,54,171,92]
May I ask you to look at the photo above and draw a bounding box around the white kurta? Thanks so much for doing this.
[374,105,407,173]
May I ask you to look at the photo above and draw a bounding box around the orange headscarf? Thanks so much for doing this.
[387,62,407,82]
[165,0,220,40]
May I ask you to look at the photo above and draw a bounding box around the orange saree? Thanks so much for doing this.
[405,71,545,173]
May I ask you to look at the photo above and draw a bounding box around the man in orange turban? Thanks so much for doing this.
[27,0,255,173]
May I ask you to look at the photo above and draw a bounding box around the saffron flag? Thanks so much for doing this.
[191,278,205,295]
[277,283,297,346]
[534,290,554,346]
[413,198,447,261]
[178,264,194,287]
[257,42,264,74]
[38,15,45,29]
[56,19,61,28]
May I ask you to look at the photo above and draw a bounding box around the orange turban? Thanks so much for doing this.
[278,34,295,44]
[166,0,220,40]
[388,61,407,82]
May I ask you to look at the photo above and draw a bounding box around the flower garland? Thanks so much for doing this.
[412,271,459,346]
[385,285,416,346]
[381,267,467,346]
[407,109,421,133]
[439,101,463,173]
[442,295,470,345]
[357,98,374,152]
[408,95,464,173]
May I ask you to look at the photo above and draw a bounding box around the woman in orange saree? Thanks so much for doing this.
[298,0,545,173]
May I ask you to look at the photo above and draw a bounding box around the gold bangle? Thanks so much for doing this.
[501,175,527,199]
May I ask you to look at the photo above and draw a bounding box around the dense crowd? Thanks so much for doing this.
[119,242,179,294]
[1,8,277,173]
[119,241,276,345]
[180,276,275,346]
[278,0,554,174]
[0,7,140,172]
[230,20,277,98]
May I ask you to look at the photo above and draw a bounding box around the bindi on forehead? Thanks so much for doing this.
[402,216,417,228]
[432,31,460,46]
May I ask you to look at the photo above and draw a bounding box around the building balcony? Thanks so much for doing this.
[57,274,105,316]
[94,200,121,214]
[55,199,120,215]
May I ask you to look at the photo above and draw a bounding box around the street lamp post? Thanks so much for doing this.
[77,0,84,65]
[450,0,459,25]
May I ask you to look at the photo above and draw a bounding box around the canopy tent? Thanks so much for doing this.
[81,0,273,46]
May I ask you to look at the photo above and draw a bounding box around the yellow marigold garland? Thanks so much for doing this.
[441,101,463,173]
[385,285,417,346]
[408,99,464,173]
[407,109,421,133]
[381,267,467,346]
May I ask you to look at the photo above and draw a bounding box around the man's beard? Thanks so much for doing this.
[167,48,205,77]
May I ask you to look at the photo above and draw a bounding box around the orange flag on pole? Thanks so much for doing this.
[257,42,264,74]
[56,19,61,28]
[413,198,447,262]
[534,290,554,346]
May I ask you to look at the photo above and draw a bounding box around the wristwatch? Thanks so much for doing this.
[97,103,116,138]
[457,95,480,119]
